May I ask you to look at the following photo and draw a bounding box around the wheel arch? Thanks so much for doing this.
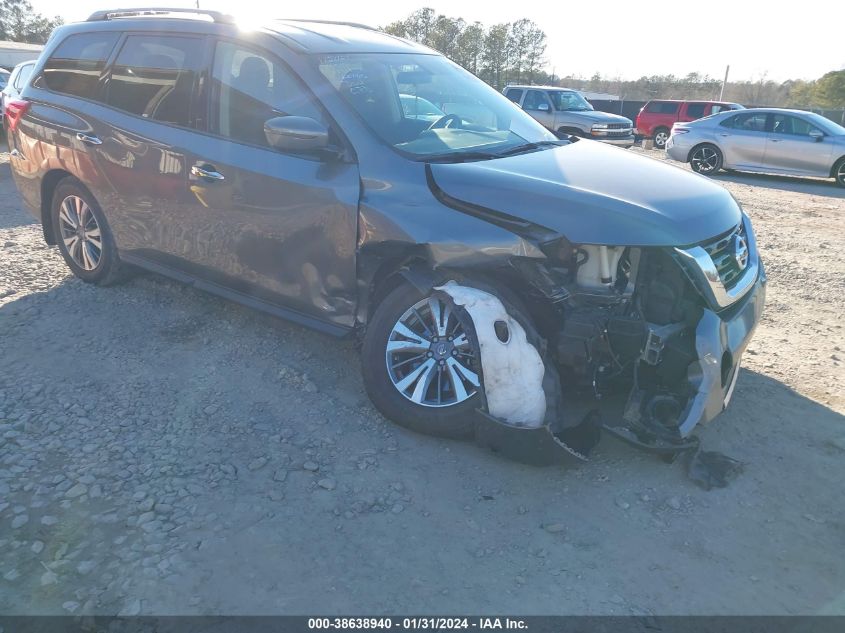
[831,154,845,178]
[39,169,76,245]
[359,246,549,338]
[556,126,582,138]
[686,141,723,164]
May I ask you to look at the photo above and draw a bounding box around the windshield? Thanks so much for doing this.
[549,90,593,112]
[400,94,443,117]
[316,53,556,160]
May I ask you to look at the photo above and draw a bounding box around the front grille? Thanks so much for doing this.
[606,123,628,129]
[701,223,746,289]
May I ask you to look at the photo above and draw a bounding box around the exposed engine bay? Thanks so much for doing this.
[427,223,766,466]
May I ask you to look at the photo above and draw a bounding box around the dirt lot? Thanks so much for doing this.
[1,147,844,616]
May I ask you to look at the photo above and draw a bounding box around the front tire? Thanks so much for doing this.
[362,282,481,439]
[689,144,723,175]
[51,178,125,285]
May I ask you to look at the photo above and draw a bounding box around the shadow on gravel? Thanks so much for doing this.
[2,270,845,615]
[0,163,38,230]
[709,170,845,198]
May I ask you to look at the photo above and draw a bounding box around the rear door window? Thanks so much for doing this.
[721,112,768,132]
[106,35,206,127]
[40,32,119,99]
[646,101,679,114]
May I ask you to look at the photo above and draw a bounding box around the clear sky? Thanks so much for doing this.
[29,0,845,82]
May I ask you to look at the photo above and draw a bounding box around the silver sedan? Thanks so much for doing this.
[666,108,845,187]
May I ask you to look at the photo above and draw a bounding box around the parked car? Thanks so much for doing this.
[0,68,9,91]
[5,9,765,462]
[666,108,845,187]
[503,85,634,147]
[399,93,445,123]
[1,59,36,120]
[637,100,744,149]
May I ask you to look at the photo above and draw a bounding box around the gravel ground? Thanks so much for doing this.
[1,148,844,616]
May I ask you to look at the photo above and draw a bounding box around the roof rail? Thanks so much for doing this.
[86,7,236,24]
[281,18,378,32]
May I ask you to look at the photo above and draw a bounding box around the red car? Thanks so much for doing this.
[636,100,744,148]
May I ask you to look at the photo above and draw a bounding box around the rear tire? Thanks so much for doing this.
[51,178,126,285]
[689,143,723,175]
[653,127,670,149]
[362,282,481,439]
[834,157,845,188]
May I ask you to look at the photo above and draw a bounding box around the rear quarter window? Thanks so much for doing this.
[40,32,119,99]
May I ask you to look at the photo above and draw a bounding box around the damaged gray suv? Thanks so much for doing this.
[7,10,765,463]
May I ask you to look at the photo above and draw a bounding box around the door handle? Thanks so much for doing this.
[76,133,102,145]
[191,163,225,182]
[770,139,781,143]
[719,133,729,137]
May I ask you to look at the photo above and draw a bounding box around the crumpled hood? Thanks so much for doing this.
[567,110,632,125]
[428,140,741,246]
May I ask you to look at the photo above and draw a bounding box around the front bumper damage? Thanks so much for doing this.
[434,241,766,467]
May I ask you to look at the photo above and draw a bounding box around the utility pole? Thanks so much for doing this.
[720,64,730,101]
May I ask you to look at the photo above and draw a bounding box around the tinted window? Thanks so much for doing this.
[505,88,523,104]
[772,114,822,136]
[523,90,550,111]
[646,101,679,114]
[721,112,767,132]
[686,103,706,118]
[107,35,204,127]
[210,41,325,148]
[41,32,118,98]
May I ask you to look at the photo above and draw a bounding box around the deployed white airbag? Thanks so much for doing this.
[436,281,546,428]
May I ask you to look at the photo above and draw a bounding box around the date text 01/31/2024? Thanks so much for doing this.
[308,618,528,630]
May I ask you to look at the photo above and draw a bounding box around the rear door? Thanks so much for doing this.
[763,113,833,176]
[716,111,769,168]
[88,32,210,260]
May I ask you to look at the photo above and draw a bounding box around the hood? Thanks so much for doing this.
[428,140,741,247]
[564,109,632,125]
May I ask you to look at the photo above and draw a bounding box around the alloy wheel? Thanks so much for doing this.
[837,161,845,186]
[691,146,720,174]
[58,195,102,271]
[654,131,668,148]
[385,296,480,408]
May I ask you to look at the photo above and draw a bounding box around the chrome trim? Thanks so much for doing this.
[674,215,760,310]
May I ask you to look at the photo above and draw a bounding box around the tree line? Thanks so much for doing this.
[0,0,62,44]
[382,8,547,89]
[383,8,845,110]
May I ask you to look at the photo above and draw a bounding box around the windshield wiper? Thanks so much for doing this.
[423,150,501,163]
[494,141,563,157]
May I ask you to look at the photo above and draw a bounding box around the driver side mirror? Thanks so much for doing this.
[264,116,330,153]
[809,129,824,142]
[537,102,550,112]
